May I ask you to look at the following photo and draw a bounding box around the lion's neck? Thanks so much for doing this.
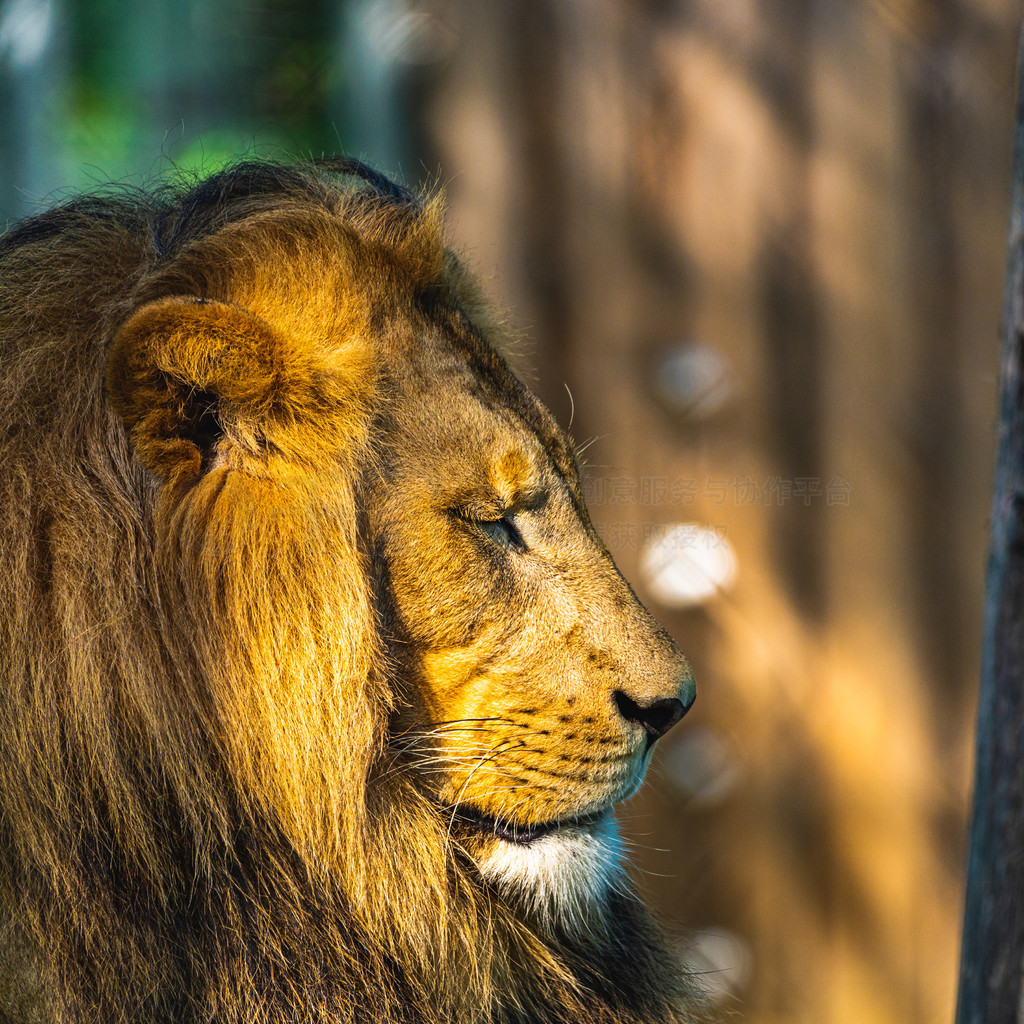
[348,785,696,1024]
[2,785,695,1024]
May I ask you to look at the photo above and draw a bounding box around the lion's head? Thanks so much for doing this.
[0,161,698,1024]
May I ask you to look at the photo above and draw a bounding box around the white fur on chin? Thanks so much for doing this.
[478,814,624,933]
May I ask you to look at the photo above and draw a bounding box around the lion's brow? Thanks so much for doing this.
[435,310,582,498]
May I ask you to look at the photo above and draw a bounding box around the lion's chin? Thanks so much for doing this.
[469,811,624,930]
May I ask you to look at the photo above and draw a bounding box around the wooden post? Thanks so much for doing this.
[955,23,1024,1024]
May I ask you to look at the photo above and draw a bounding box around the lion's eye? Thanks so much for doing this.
[476,515,525,552]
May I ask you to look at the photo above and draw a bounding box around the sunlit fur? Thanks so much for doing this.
[0,161,701,1023]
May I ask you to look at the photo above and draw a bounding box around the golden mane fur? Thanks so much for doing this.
[0,160,701,1023]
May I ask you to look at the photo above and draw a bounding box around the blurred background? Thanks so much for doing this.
[1,0,1019,1020]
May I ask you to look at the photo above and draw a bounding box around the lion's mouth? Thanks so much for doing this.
[450,805,606,846]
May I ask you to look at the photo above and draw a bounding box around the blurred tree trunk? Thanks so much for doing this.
[956,24,1024,1024]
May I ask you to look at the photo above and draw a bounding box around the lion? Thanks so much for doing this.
[0,159,700,1023]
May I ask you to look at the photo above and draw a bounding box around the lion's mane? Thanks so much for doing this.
[0,162,699,1024]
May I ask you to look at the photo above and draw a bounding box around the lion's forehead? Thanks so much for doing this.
[387,380,560,498]
[383,323,579,480]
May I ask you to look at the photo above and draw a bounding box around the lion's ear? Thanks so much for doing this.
[107,296,369,480]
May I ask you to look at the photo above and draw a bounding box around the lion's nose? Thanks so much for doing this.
[613,690,693,742]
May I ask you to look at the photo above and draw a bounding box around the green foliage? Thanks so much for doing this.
[63,0,348,189]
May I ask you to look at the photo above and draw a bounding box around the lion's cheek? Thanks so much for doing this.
[416,646,511,722]
[383,535,514,650]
